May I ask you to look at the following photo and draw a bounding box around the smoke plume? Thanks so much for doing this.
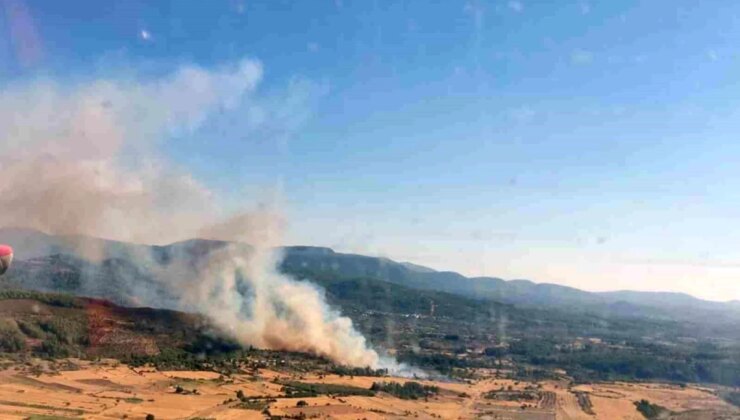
[0,59,262,247]
[175,211,383,367]
[0,59,398,370]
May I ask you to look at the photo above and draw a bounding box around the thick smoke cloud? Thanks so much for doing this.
[181,210,384,367]
[0,59,399,370]
[0,59,262,246]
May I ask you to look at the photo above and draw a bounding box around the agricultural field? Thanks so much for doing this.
[0,358,736,419]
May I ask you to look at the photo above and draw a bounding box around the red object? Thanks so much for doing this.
[0,245,12,257]
[0,244,12,275]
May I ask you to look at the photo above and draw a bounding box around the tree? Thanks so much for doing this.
[146,414,155,420]
[484,347,505,358]
[634,399,669,418]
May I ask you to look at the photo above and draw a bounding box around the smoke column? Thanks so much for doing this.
[0,58,403,370]
[172,211,383,368]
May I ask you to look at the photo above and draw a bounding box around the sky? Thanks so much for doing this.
[1,0,739,301]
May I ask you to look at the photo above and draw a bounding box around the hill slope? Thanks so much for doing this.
[1,235,739,386]
[0,289,216,359]
[2,227,738,325]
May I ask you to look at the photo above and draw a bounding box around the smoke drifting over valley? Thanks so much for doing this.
[0,59,398,370]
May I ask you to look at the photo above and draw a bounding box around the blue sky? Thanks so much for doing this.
[2,1,740,301]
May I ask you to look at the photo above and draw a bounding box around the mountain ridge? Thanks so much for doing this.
[1,227,736,320]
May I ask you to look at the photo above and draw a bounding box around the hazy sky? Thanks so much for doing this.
[2,1,739,301]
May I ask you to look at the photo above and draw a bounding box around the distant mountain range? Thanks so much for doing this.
[280,245,740,323]
[1,227,738,325]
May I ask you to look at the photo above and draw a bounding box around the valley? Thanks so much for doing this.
[0,357,736,419]
[0,230,739,418]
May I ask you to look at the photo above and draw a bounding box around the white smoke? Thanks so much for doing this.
[170,211,382,367]
[0,58,402,370]
[0,59,263,247]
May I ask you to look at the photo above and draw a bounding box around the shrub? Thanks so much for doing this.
[34,337,70,358]
[281,381,374,397]
[17,320,45,339]
[370,381,438,400]
[0,319,26,352]
[0,289,82,308]
[38,318,88,345]
[634,399,669,418]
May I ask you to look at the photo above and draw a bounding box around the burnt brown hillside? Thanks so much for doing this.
[0,289,220,359]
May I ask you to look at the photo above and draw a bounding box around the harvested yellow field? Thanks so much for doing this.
[0,360,736,419]
[571,382,737,420]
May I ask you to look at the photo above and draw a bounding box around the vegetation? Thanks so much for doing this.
[38,317,88,346]
[280,381,375,397]
[397,352,474,375]
[288,269,503,321]
[510,339,740,386]
[0,319,26,352]
[2,276,740,389]
[0,247,737,418]
[0,399,84,415]
[126,348,246,373]
[17,319,45,339]
[634,399,670,418]
[0,289,82,308]
[370,381,439,400]
[574,391,594,415]
[719,391,740,408]
[233,400,268,410]
[4,315,91,359]
[329,365,388,377]
[484,389,539,401]
[283,270,740,386]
